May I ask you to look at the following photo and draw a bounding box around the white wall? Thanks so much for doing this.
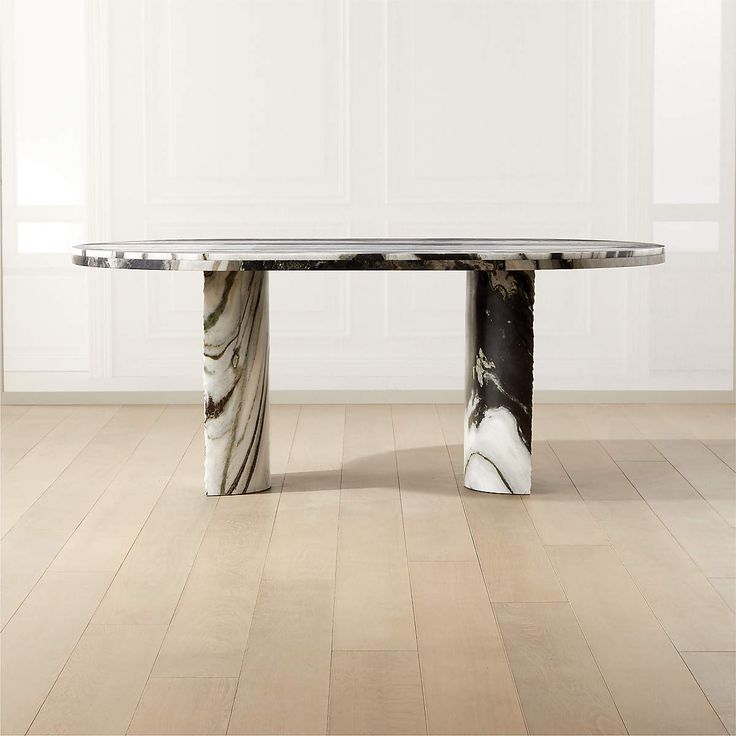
[2,0,734,395]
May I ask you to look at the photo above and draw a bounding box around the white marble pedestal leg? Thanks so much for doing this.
[203,271,270,495]
[464,270,535,494]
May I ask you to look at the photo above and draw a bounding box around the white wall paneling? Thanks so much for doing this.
[143,0,348,204]
[386,0,590,204]
[1,0,734,394]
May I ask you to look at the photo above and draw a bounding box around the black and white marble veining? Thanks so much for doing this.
[72,238,664,272]
[203,271,270,495]
[465,271,535,494]
[73,238,664,498]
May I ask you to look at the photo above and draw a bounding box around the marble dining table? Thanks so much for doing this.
[73,238,664,497]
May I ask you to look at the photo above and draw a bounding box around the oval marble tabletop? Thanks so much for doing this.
[72,238,664,271]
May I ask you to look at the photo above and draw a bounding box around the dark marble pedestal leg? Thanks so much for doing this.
[202,271,270,495]
[464,270,535,494]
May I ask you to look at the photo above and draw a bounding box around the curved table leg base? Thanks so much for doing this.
[464,270,535,495]
[202,271,270,496]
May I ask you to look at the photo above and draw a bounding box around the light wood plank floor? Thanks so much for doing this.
[1,403,734,736]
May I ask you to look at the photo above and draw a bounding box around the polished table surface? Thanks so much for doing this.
[72,238,665,496]
[72,239,664,271]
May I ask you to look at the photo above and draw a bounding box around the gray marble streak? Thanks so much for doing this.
[203,271,270,495]
[464,271,535,494]
[72,238,664,272]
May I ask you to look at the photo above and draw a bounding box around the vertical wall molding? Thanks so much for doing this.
[86,0,113,378]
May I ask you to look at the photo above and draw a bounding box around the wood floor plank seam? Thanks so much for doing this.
[486,596,533,736]
[681,652,736,735]
[495,601,629,735]
[127,676,239,735]
[0,404,30,428]
[23,578,119,734]
[538,563,633,736]
[434,404,536,733]
[124,624,190,736]
[590,503,735,651]
[432,404,529,736]
[329,648,420,652]
[0,570,113,735]
[433,404,500,578]
[549,544,727,734]
[680,655,736,735]
[542,439,585,499]
[652,442,735,527]
[703,440,736,472]
[103,428,220,624]
[86,416,203,602]
[26,416,201,736]
[484,478,570,601]
[408,559,528,734]
[1,406,168,631]
[1,406,71,467]
[47,406,208,575]
[391,405,430,736]
[548,530,734,656]
[325,404,347,736]
[611,531,727,663]
[681,648,736,661]
[1,406,71,476]
[709,578,736,613]
[29,623,168,735]
[146,501,222,615]
[466,530,553,736]
[542,548,632,736]
[124,493,221,731]
[223,406,302,736]
[436,406,566,603]
[432,403,465,504]
[328,405,423,731]
[227,577,335,734]
[559,437,733,585]
[143,674,245,678]
[538,540,649,736]
[220,489,291,732]
[116,423,217,734]
[620,405,681,440]
[546,439,621,502]
[601,445,735,579]
[700,440,736,470]
[1,405,123,538]
[516,440,610,547]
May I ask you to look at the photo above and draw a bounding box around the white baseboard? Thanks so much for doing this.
[1,389,734,405]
